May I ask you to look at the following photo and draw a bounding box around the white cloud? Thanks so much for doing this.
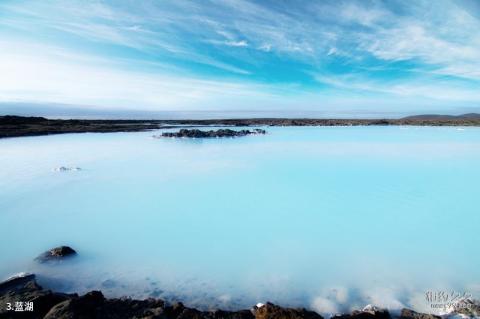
[314,72,480,102]
[258,43,272,52]
[0,41,276,111]
[225,40,248,47]
[351,2,480,80]
[1,0,480,113]
[327,48,337,56]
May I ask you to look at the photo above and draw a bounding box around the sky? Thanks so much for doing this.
[1,0,480,117]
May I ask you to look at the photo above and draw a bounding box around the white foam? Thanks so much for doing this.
[218,294,231,303]
[362,304,382,313]
[311,297,339,314]
[5,272,33,281]
[53,166,81,172]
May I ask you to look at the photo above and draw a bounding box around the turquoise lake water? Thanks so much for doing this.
[0,126,479,314]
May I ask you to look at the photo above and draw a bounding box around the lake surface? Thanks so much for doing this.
[0,126,479,315]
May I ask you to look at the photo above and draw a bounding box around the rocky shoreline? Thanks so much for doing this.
[0,273,449,319]
[1,247,478,319]
[1,114,480,139]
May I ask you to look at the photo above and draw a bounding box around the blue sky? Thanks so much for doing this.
[1,0,480,116]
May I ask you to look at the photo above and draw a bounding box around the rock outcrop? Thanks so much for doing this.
[0,274,71,318]
[157,129,266,138]
[0,274,253,319]
[332,304,391,319]
[253,302,323,319]
[399,309,440,319]
[35,246,77,263]
[52,167,81,172]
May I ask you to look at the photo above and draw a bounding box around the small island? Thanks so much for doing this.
[156,128,266,138]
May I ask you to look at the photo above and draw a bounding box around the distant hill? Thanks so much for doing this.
[402,113,480,120]
[0,115,48,124]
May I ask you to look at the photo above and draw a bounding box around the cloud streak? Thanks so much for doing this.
[0,0,479,114]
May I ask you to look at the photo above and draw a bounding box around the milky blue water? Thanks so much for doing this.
[0,126,479,314]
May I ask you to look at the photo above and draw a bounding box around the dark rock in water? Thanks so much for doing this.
[101,279,117,289]
[0,273,36,293]
[35,246,77,263]
[149,288,164,298]
[164,302,203,319]
[157,128,266,138]
[0,273,72,318]
[399,308,440,319]
[211,309,254,319]
[333,305,391,319]
[253,302,323,319]
[44,291,105,319]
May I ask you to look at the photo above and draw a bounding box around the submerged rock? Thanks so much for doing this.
[101,279,117,289]
[53,166,81,172]
[35,246,77,263]
[156,128,266,138]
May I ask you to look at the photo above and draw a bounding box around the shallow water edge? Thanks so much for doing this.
[2,273,478,319]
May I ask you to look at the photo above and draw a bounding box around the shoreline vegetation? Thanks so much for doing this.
[1,114,480,139]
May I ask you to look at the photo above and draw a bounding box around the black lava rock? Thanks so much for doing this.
[332,305,391,319]
[0,273,72,319]
[35,246,77,263]
[253,302,323,319]
[399,308,440,319]
[158,128,266,138]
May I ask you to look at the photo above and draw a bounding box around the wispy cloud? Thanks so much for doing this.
[0,0,479,114]
[313,72,480,102]
[225,40,249,47]
[0,40,283,110]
